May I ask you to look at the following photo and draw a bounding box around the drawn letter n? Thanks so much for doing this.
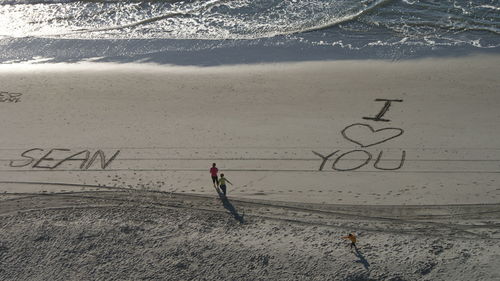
[84,150,120,170]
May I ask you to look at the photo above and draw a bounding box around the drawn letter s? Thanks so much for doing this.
[9,148,43,168]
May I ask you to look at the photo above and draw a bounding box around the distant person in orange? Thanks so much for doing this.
[342,233,357,249]
[218,173,233,196]
[210,163,219,188]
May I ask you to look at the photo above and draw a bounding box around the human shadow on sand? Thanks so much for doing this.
[354,247,370,270]
[216,189,245,224]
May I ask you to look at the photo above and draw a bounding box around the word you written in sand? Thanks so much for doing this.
[0,91,22,103]
[9,148,120,170]
[313,99,406,172]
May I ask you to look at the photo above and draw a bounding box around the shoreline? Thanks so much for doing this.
[1,36,499,66]
[1,52,499,70]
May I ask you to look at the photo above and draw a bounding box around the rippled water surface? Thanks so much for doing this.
[1,0,499,63]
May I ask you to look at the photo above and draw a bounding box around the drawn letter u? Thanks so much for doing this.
[373,150,406,170]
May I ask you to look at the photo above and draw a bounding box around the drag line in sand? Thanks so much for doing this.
[2,179,500,218]
[1,188,499,240]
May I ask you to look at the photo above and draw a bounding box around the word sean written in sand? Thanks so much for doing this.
[313,99,406,172]
[0,91,22,103]
[9,148,120,170]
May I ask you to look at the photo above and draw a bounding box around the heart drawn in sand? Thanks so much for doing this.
[341,123,404,148]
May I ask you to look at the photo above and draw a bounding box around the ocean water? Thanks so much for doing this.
[0,0,499,64]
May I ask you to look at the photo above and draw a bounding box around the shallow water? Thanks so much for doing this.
[0,0,499,64]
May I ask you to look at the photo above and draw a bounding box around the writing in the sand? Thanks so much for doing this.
[362,99,403,122]
[9,148,120,170]
[0,91,22,103]
[313,98,406,171]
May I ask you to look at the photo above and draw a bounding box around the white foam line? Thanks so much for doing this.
[476,5,500,11]
[275,0,393,36]
[65,0,228,35]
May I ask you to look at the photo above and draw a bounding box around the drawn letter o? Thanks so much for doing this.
[332,150,372,171]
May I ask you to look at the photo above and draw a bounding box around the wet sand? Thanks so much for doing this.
[1,55,500,205]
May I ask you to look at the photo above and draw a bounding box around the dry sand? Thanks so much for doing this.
[1,190,499,281]
[0,55,499,280]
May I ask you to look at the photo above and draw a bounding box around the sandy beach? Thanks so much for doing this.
[1,55,499,205]
[0,54,499,280]
[1,190,499,281]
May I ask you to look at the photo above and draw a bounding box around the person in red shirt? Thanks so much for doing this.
[210,163,219,188]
